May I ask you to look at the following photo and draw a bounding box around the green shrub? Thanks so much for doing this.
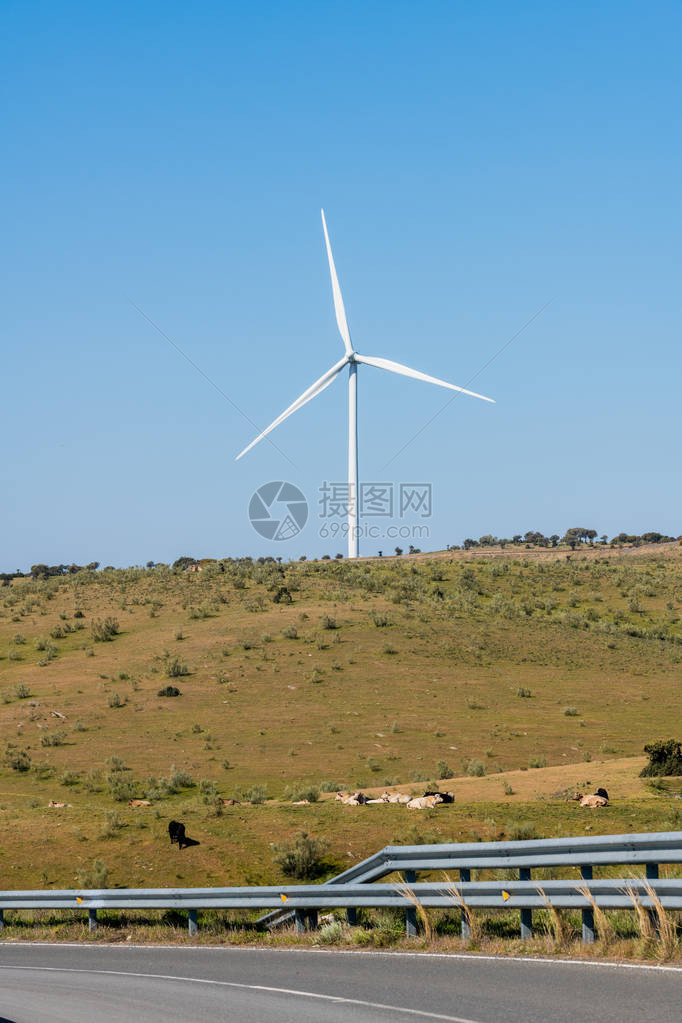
[238,784,268,805]
[106,774,138,801]
[108,692,127,708]
[91,617,119,642]
[101,811,123,837]
[282,626,298,639]
[14,682,31,699]
[34,639,57,662]
[165,765,195,792]
[273,831,329,879]
[41,730,67,747]
[509,822,537,841]
[516,687,532,698]
[199,779,219,804]
[320,615,338,630]
[165,655,189,678]
[318,919,343,944]
[285,784,320,803]
[77,859,109,888]
[437,760,452,779]
[529,755,547,769]
[640,740,682,776]
[157,685,181,698]
[3,746,31,772]
[84,769,103,792]
[563,706,579,717]
[466,759,485,777]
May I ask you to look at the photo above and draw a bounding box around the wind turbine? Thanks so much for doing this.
[236,210,495,558]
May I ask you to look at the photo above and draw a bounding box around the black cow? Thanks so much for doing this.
[168,820,187,849]
[595,788,609,801]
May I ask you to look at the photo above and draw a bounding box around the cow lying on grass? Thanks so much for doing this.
[335,791,369,805]
[572,787,609,808]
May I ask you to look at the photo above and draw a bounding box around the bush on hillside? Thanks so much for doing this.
[91,617,119,642]
[3,746,31,772]
[157,685,181,698]
[640,740,682,777]
[164,655,189,678]
[273,831,329,879]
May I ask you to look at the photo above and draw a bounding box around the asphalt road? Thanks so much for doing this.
[0,945,680,1023]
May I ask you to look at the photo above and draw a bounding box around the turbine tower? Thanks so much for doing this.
[236,210,495,558]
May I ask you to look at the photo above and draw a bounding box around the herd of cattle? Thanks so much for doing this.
[334,789,456,809]
[332,786,611,809]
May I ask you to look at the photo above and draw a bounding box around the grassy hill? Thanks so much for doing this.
[1,544,681,891]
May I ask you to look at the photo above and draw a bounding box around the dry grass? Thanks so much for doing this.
[624,883,655,954]
[536,886,571,952]
[395,882,433,941]
[441,875,481,944]
[2,550,682,891]
[576,883,617,951]
[643,879,679,960]
[1,908,680,962]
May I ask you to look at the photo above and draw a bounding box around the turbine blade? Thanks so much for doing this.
[235,355,349,460]
[321,209,353,356]
[355,354,495,403]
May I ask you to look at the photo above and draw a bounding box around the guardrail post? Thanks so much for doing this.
[294,909,306,934]
[646,863,659,934]
[0,909,4,930]
[346,908,357,926]
[460,868,471,940]
[405,869,417,937]
[88,909,97,933]
[188,909,198,936]
[580,866,594,943]
[306,910,318,930]
[519,868,532,939]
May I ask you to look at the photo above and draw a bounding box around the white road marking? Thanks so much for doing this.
[0,965,481,1023]
[3,942,682,974]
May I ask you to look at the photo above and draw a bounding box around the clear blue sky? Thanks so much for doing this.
[2,1,681,569]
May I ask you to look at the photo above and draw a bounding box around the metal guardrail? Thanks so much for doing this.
[330,830,682,883]
[2,879,682,937]
[2,831,681,942]
[260,829,682,934]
